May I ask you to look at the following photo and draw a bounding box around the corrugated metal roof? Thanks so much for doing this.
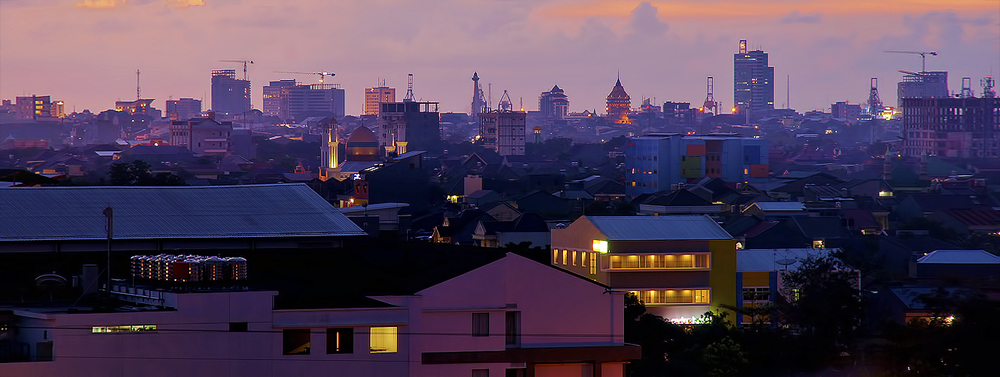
[0,184,366,241]
[917,250,1000,265]
[752,202,806,212]
[587,215,732,240]
[737,248,832,272]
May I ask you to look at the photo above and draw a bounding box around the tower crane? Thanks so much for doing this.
[884,51,937,72]
[220,59,254,80]
[275,71,335,84]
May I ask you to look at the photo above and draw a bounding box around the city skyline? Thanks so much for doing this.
[1,0,997,115]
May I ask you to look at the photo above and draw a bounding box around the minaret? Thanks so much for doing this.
[320,118,340,181]
[471,72,486,118]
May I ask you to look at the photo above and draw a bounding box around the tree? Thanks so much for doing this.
[702,337,748,377]
[108,160,152,185]
[108,160,185,186]
[780,255,862,360]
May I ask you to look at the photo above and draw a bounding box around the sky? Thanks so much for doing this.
[1,0,998,115]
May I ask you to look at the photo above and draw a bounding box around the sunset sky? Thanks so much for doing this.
[1,0,998,115]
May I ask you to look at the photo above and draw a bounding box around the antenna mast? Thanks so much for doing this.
[136,69,141,100]
[404,73,415,102]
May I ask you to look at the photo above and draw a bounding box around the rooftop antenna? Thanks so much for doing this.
[960,77,974,98]
[786,75,790,109]
[136,69,140,100]
[868,78,882,116]
[983,76,997,98]
[702,76,717,114]
[404,73,415,102]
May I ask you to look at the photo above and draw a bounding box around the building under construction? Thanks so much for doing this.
[902,96,1000,158]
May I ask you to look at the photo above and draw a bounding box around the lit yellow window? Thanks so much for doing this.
[581,252,587,267]
[590,253,597,275]
[562,250,567,265]
[369,326,397,353]
[552,249,559,264]
[571,251,577,266]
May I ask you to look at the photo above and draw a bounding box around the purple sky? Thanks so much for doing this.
[2,0,998,115]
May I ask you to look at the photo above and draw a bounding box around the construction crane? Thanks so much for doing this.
[884,50,937,72]
[220,59,254,80]
[275,71,335,84]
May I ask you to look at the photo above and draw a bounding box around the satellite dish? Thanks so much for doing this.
[775,258,796,270]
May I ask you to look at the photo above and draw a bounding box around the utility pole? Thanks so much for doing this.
[103,207,113,298]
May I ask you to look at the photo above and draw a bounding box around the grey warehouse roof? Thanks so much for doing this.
[0,184,366,241]
[917,250,1000,265]
[587,215,732,240]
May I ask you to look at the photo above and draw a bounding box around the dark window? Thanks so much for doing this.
[473,369,489,377]
[505,311,521,347]
[229,322,248,332]
[506,369,526,377]
[472,313,489,337]
[327,328,354,354]
[283,329,311,355]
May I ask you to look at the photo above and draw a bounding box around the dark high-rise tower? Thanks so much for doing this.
[471,72,486,118]
[211,69,251,117]
[733,40,774,120]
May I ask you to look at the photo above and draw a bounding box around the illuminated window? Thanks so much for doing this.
[91,324,157,333]
[327,328,354,354]
[562,250,567,265]
[581,252,587,267]
[590,253,597,275]
[812,240,825,249]
[608,254,709,269]
[571,251,577,266]
[552,249,559,264]
[370,326,397,353]
[630,289,710,305]
[283,329,311,355]
[592,240,608,254]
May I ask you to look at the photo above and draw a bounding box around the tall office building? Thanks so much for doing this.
[211,69,251,117]
[625,133,769,199]
[166,98,202,120]
[364,86,396,116]
[479,91,526,156]
[733,39,774,119]
[281,84,345,122]
[262,80,297,118]
[379,101,440,156]
[262,80,345,122]
[539,85,569,119]
[606,78,631,125]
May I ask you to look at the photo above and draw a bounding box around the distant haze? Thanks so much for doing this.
[1,0,997,115]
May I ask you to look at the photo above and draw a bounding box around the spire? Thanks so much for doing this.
[616,70,621,87]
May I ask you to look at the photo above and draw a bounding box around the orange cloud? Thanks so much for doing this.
[166,0,206,7]
[76,0,127,9]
